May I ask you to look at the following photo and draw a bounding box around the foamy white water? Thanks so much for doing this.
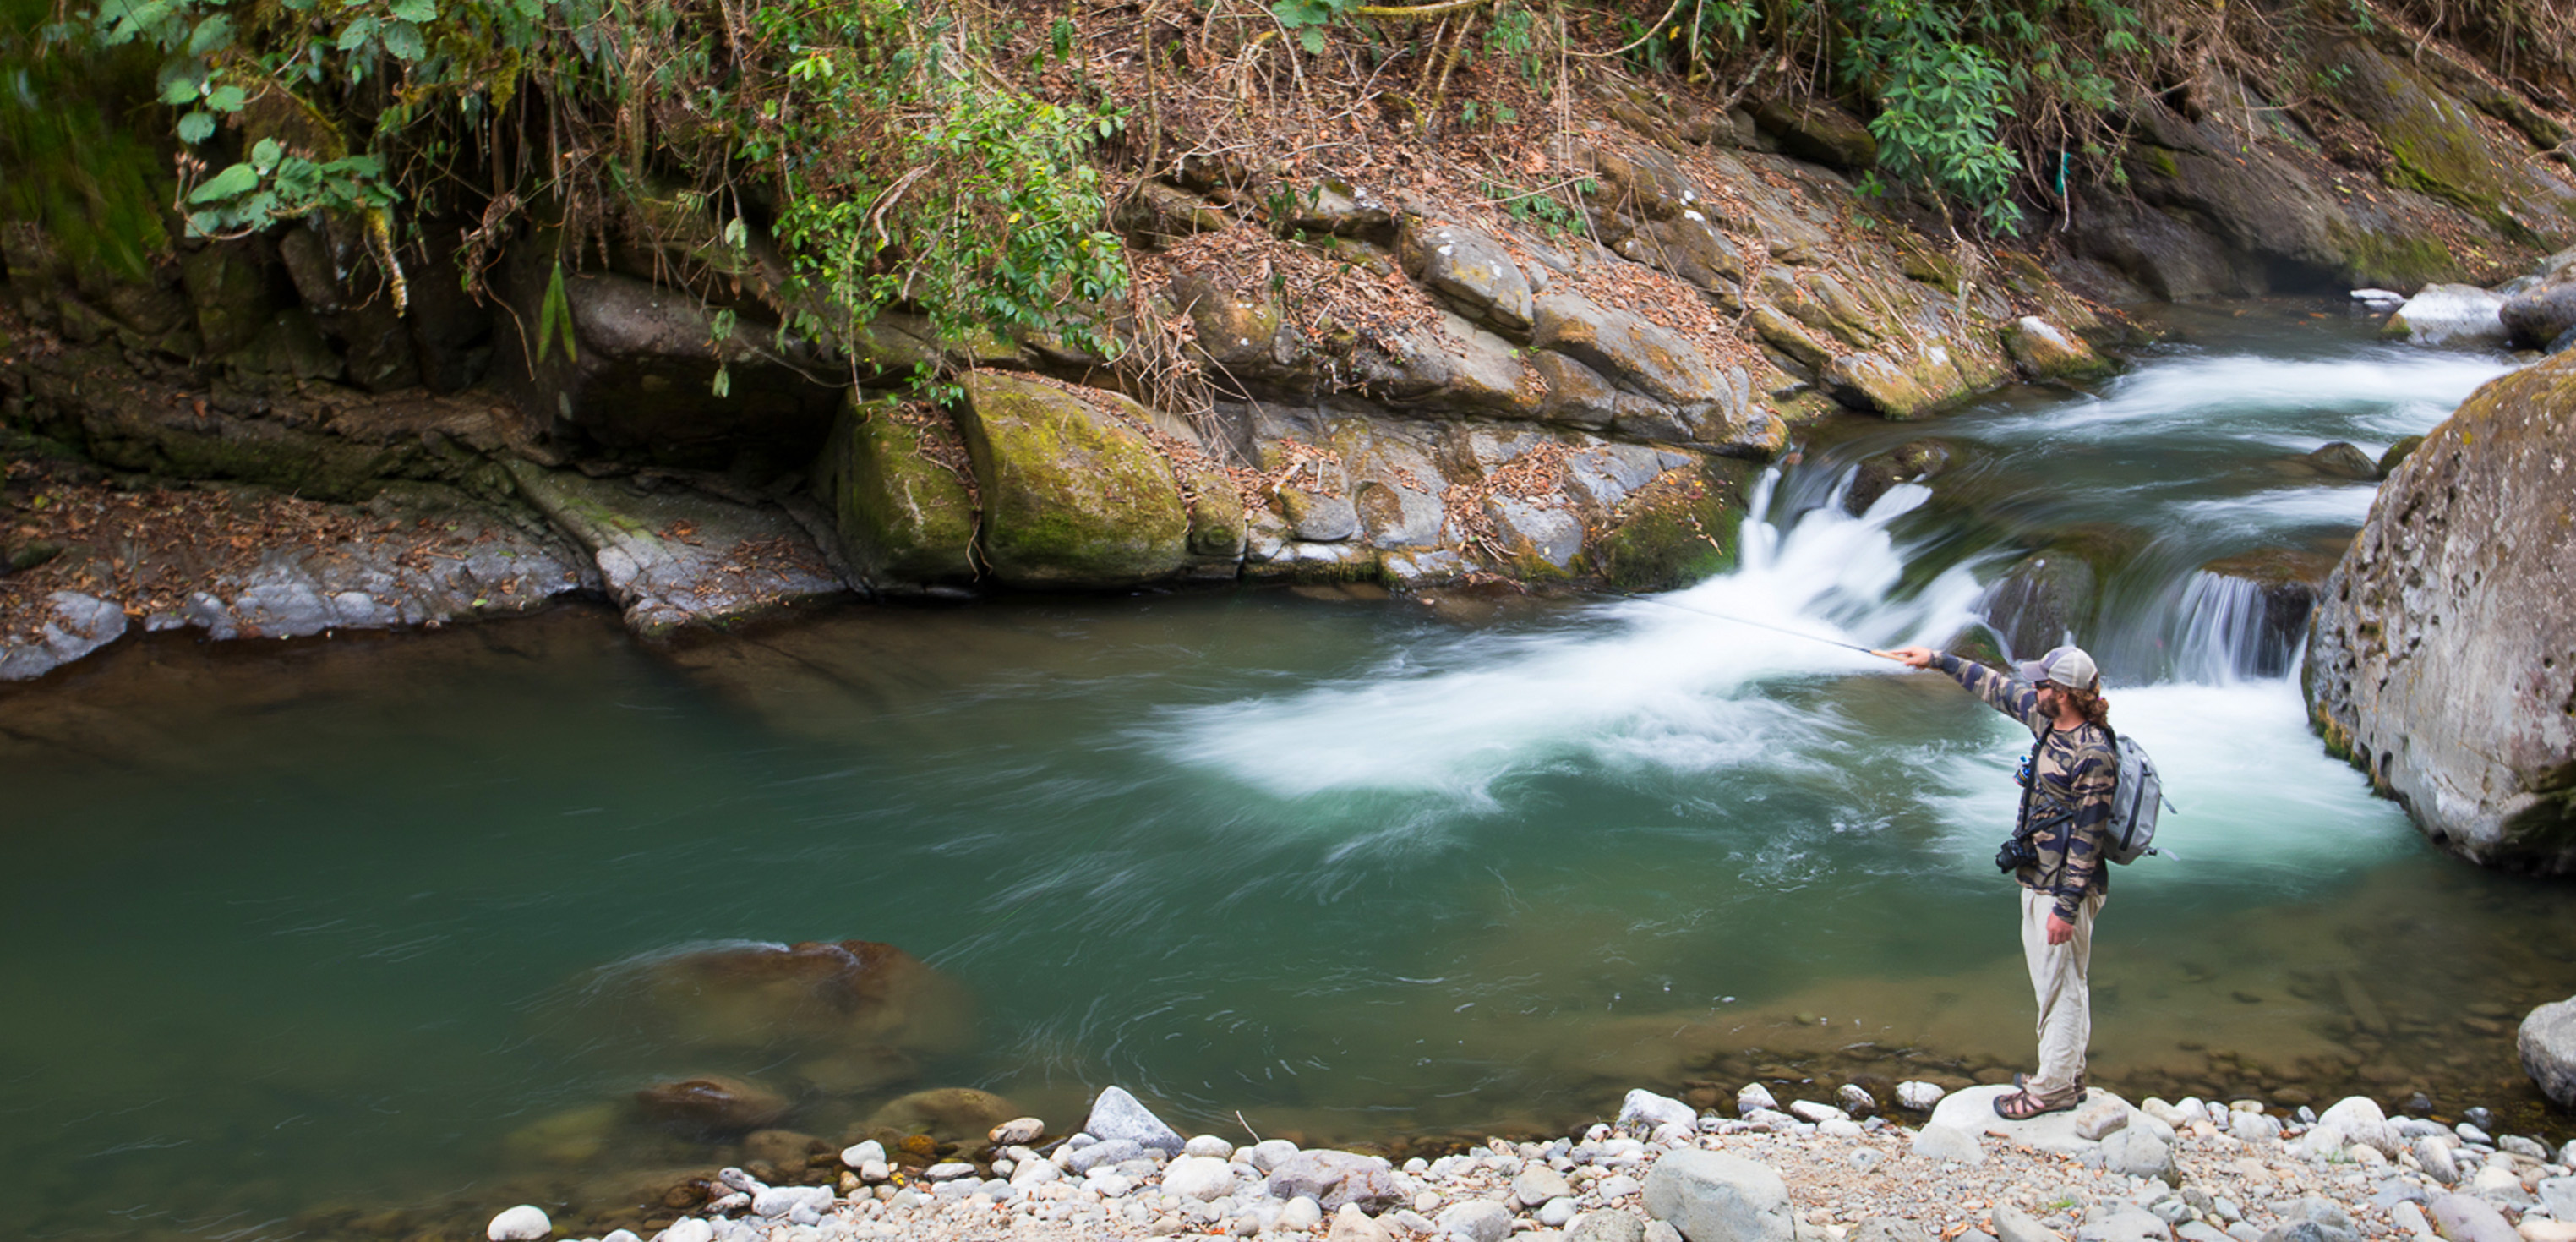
[1162,479,1985,799]
[2001,348,2515,451]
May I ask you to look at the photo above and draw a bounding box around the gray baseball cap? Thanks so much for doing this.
[2018,645,2099,691]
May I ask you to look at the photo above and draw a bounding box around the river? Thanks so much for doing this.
[3,302,2569,1241]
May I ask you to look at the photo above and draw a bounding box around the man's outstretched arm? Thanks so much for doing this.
[1880,646,2045,734]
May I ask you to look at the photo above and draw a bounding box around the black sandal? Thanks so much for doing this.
[1994,1088,2079,1120]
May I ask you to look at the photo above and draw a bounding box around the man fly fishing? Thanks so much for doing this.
[1877,642,2115,1120]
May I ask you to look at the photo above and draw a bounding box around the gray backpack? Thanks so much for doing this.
[2102,729,2176,864]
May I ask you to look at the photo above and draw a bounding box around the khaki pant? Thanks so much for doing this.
[2019,886,2106,1101]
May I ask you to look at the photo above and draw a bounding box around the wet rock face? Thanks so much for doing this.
[2306,352,2576,873]
[1984,550,2099,661]
[501,267,845,476]
[504,462,849,637]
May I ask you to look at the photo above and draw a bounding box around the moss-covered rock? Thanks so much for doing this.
[816,396,980,587]
[1593,461,1751,591]
[2002,316,2114,381]
[955,371,1191,588]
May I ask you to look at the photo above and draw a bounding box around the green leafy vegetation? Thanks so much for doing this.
[36,0,1127,386]
[0,0,167,282]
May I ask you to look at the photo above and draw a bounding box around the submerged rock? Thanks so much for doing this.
[2306,353,2576,873]
[617,938,974,1081]
[865,1087,1017,1144]
[634,1075,791,1137]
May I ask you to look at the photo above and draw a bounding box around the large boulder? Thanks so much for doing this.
[1640,1150,1793,1242]
[956,372,1194,587]
[815,396,979,587]
[2521,997,2576,1108]
[2306,353,2576,873]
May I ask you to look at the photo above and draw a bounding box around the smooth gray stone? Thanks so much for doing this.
[1517,1163,1575,1206]
[1083,1086,1187,1154]
[2539,1176,2576,1219]
[1993,1207,2067,1242]
[2177,1225,2229,1242]
[1247,1138,1301,1172]
[1438,1200,1514,1242]
[2417,1139,2462,1185]
[2279,1196,2356,1233]
[2256,1223,2350,1242]
[1067,1138,1143,1174]
[2077,1205,2172,1242]
[2424,1195,2517,1242]
[1641,1150,1793,1242]
[1911,1124,1986,1165]
[1619,1089,1698,1134]
[1646,1225,1684,1242]
[1848,1219,1936,1242]
[2104,1128,2176,1182]
[1568,1211,1648,1242]
[749,1185,830,1217]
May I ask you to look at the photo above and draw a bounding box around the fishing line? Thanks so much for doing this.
[1574,588,1895,658]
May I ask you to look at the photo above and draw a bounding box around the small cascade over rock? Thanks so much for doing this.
[2168,550,2333,682]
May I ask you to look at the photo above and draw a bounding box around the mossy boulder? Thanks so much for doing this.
[1593,462,1751,591]
[2002,316,2114,381]
[2306,351,2576,873]
[1750,98,1879,171]
[816,396,980,586]
[1818,349,1970,420]
[955,372,1192,588]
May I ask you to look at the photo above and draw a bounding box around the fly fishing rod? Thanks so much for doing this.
[1574,588,1902,659]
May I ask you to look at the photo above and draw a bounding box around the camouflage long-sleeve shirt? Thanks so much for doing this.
[1933,654,2116,920]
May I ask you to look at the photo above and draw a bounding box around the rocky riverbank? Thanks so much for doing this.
[488,1084,2576,1242]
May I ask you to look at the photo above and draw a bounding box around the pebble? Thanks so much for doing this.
[1186,1135,1237,1159]
[1896,1082,1946,1113]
